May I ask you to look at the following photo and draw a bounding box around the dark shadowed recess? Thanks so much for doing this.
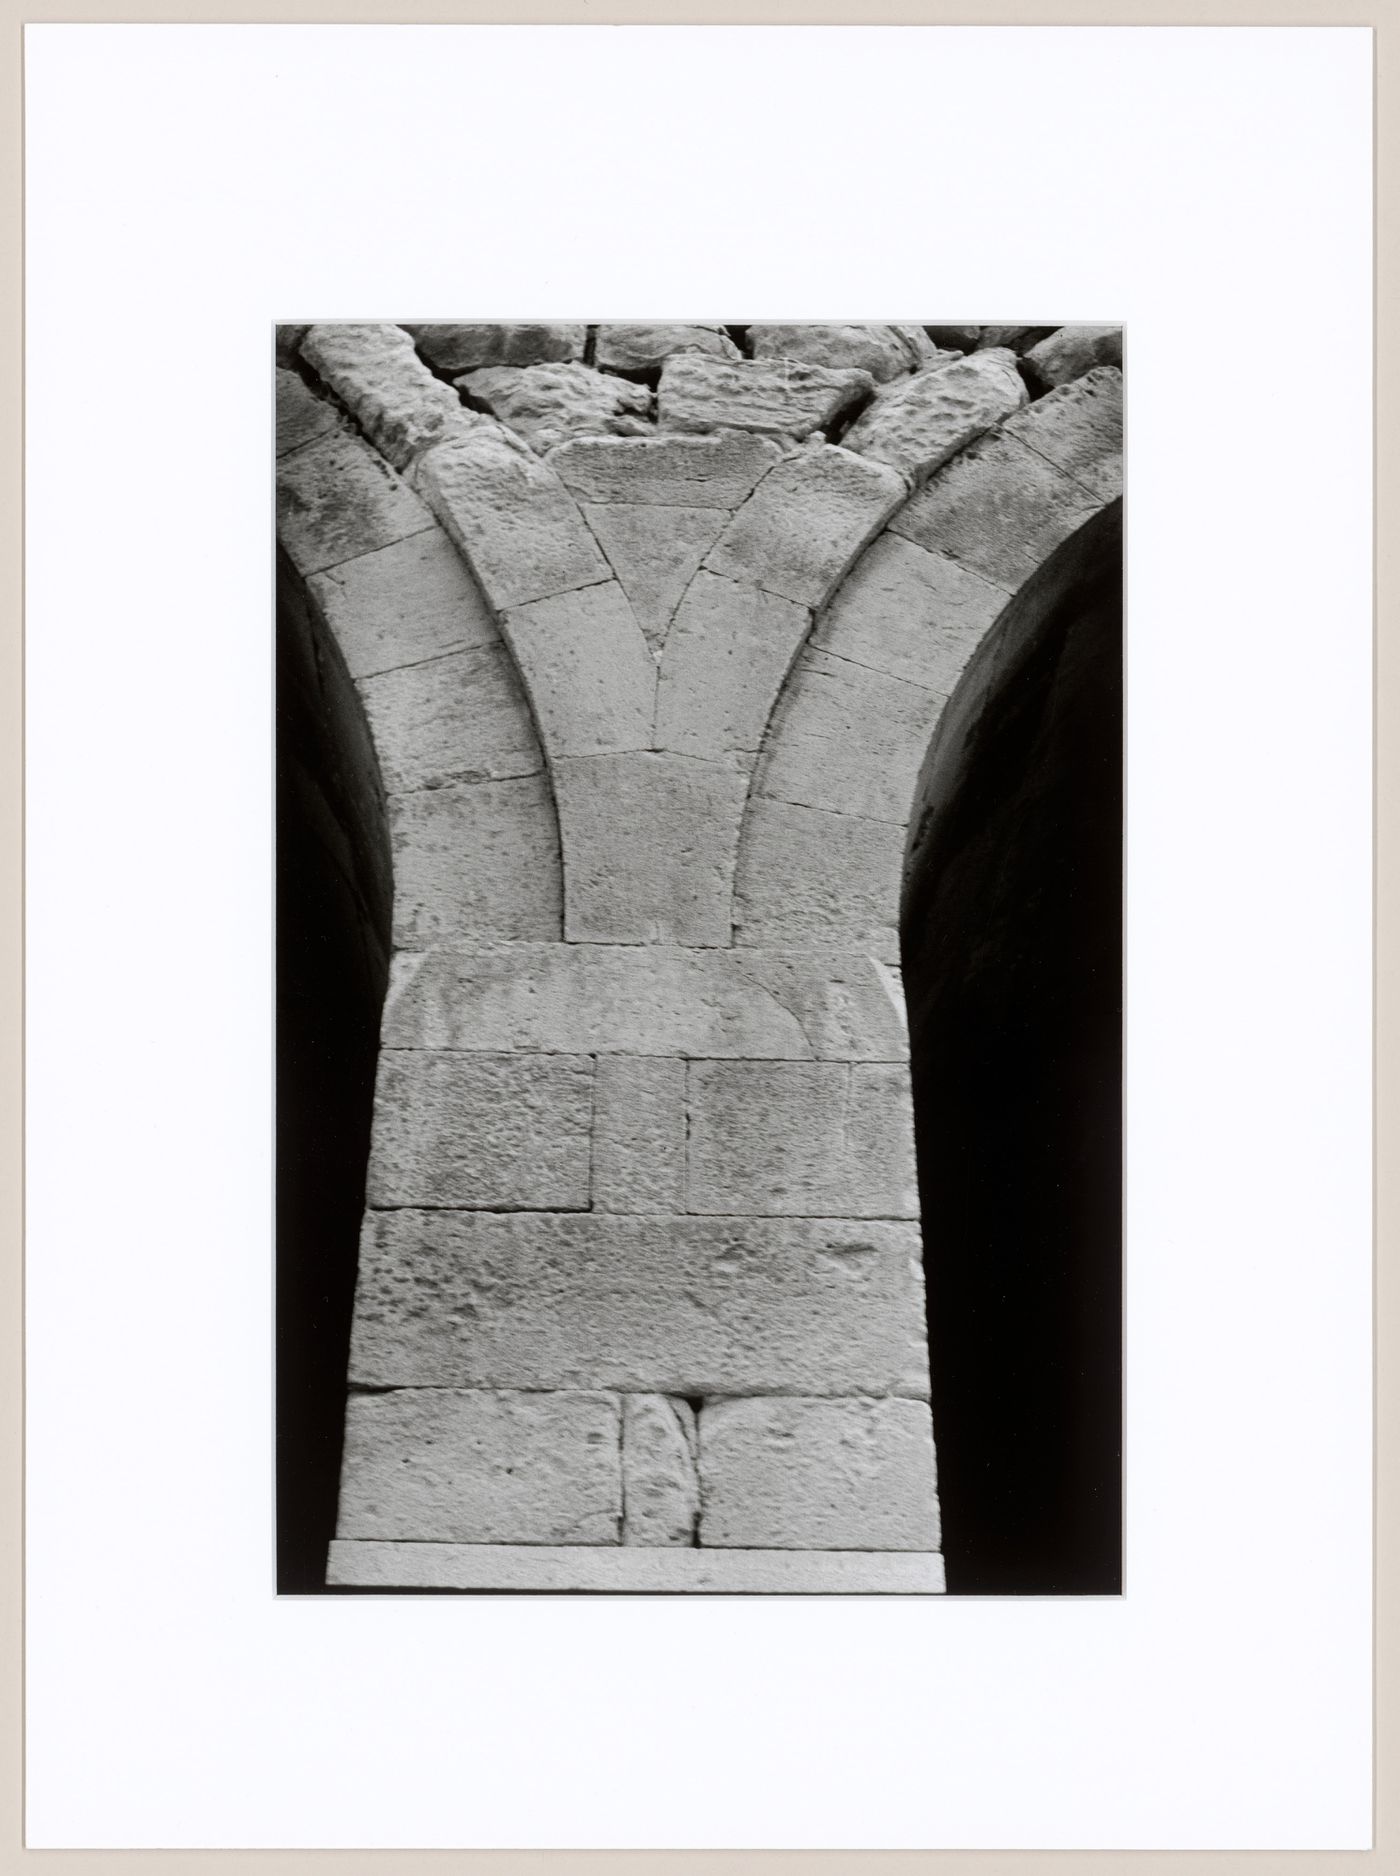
[901,505,1123,1595]
[276,551,392,1593]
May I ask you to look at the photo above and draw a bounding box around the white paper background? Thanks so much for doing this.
[24,23,1373,1850]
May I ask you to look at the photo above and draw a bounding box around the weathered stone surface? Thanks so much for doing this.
[698,1397,940,1550]
[388,775,562,945]
[580,503,730,651]
[302,322,479,471]
[888,425,1103,592]
[1002,366,1123,502]
[275,324,311,367]
[595,323,740,372]
[549,431,785,508]
[685,1059,918,1218]
[1023,324,1123,390]
[592,1056,686,1214]
[276,367,340,457]
[367,1052,594,1208]
[460,362,652,454]
[756,646,944,826]
[658,354,874,440]
[704,444,908,609]
[349,1211,932,1397]
[976,325,1057,353]
[381,944,910,1063]
[277,430,433,577]
[419,426,610,612]
[623,1396,699,1545]
[327,1540,946,1592]
[358,643,542,792]
[842,349,1028,485]
[748,323,950,383]
[407,323,587,373]
[812,532,1006,691]
[554,752,748,945]
[734,797,905,960]
[501,580,655,757]
[337,1389,621,1544]
[655,570,811,758]
[922,325,980,353]
[307,527,498,680]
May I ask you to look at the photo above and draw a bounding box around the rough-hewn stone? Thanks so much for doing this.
[1023,324,1123,390]
[595,323,740,372]
[811,532,1006,691]
[307,527,498,680]
[348,1211,931,1398]
[301,322,480,471]
[734,797,905,960]
[367,1051,594,1208]
[655,570,811,758]
[748,323,950,383]
[407,323,587,373]
[388,775,561,945]
[500,580,655,757]
[275,324,311,368]
[460,362,652,454]
[922,325,980,353]
[276,367,340,457]
[842,349,1028,485]
[622,1396,699,1545]
[698,1396,940,1550]
[337,1388,621,1544]
[549,431,785,508]
[1002,365,1123,502]
[358,643,543,793]
[658,354,874,440]
[592,1055,686,1214]
[276,430,433,577]
[976,325,1057,354]
[704,444,908,609]
[579,503,730,651]
[327,1540,946,1592]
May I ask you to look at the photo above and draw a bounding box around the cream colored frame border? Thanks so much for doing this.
[3,5,1388,1870]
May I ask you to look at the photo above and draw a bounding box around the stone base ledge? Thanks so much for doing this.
[326,1540,945,1595]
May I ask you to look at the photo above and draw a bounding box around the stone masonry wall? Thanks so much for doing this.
[274,320,1124,1594]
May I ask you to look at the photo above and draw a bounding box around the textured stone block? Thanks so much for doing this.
[408,323,587,373]
[812,532,1006,691]
[733,796,905,960]
[579,503,730,651]
[595,323,740,372]
[658,354,874,440]
[276,324,311,367]
[336,1389,621,1544]
[623,1396,699,1545]
[977,325,1057,353]
[461,362,652,454]
[592,1056,686,1214]
[301,322,479,471]
[923,325,980,353]
[388,775,561,945]
[348,1211,931,1398]
[419,426,610,612]
[366,1051,594,1208]
[554,751,748,945]
[549,431,785,508]
[655,570,811,758]
[276,367,339,457]
[358,643,543,792]
[327,1540,946,1592]
[1002,366,1123,502]
[501,581,655,757]
[1023,324,1123,390]
[685,1059,918,1219]
[704,444,908,609]
[748,323,949,383]
[307,527,498,680]
[698,1397,940,1550]
[276,430,433,577]
[843,350,1028,485]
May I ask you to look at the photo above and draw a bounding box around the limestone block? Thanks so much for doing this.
[812,532,1006,692]
[381,945,910,1063]
[1001,366,1123,502]
[500,581,655,757]
[549,431,785,508]
[460,362,652,455]
[704,444,908,609]
[407,322,587,373]
[554,751,748,945]
[658,353,874,440]
[349,1211,932,1398]
[336,1388,621,1544]
[977,325,1057,353]
[756,647,943,825]
[579,503,730,652]
[276,430,433,577]
[923,325,980,352]
[655,570,811,758]
[622,1396,699,1545]
[685,1059,918,1219]
[366,1051,594,1208]
[276,367,340,457]
[698,1397,940,1550]
[733,796,905,960]
[301,322,479,472]
[357,643,542,793]
[888,425,1103,592]
[748,323,950,383]
[307,528,498,680]
[1023,324,1123,390]
[592,1055,686,1213]
[842,349,1028,486]
[595,323,740,372]
[418,426,610,612]
[388,775,561,945]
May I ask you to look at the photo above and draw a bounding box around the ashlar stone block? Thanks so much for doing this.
[1023,325,1123,390]
[407,323,587,373]
[276,430,433,577]
[461,362,652,455]
[843,349,1028,486]
[595,323,740,372]
[548,431,785,508]
[327,1541,946,1593]
[733,796,905,960]
[622,1396,699,1545]
[387,774,562,945]
[658,353,874,441]
[276,367,340,457]
[748,323,949,383]
[579,503,731,652]
[592,1055,687,1214]
[811,531,1007,692]
[655,570,811,759]
[1001,365,1123,502]
[357,642,543,793]
[500,580,655,757]
[307,527,498,681]
[301,322,480,471]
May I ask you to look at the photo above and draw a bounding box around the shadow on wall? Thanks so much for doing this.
[901,504,1123,1595]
